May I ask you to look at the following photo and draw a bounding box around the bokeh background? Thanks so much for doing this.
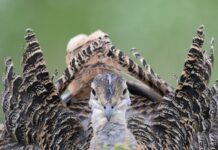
[0,0,218,122]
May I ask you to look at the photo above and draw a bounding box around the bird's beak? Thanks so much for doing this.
[105,103,113,121]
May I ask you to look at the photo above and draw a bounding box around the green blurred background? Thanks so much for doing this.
[0,0,218,122]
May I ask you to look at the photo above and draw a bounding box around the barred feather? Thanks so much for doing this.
[131,47,174,92]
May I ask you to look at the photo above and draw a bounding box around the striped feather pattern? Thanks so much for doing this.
[0,25,218,150]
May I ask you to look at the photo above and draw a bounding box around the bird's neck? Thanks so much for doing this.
[90,109,137,149]
[91,107,127,132]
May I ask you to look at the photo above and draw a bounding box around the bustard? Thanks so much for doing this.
[0,25,218,150]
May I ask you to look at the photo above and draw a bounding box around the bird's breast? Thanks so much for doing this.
[90,122,137,150]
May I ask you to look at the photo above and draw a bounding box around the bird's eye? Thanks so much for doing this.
[123,88,127,95]
[91,88,96,96]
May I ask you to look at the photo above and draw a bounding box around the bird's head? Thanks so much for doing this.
[89,73,131,122]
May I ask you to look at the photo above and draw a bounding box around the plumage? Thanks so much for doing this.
[0,25,218,150]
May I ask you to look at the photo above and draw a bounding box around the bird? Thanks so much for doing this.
[0,25,218,150]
